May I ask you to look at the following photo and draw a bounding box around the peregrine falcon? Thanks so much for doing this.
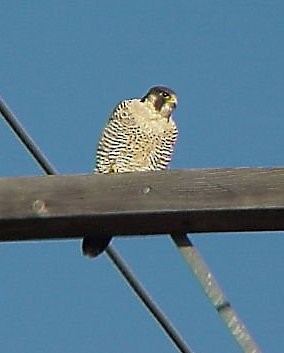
[82,86,178,258]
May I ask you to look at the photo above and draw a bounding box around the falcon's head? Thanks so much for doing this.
[141,86,178,119]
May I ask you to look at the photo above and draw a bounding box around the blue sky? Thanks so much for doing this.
[1,1,283,352]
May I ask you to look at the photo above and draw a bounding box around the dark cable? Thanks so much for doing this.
[107,246,193,353]
[0,95,195,353]
[0,97,57,175]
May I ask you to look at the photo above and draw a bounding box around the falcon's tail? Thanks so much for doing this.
[82,235,112,258]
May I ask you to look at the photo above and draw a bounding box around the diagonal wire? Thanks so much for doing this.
[106,246,193,353]
[171,233,262,353]
[0,97,57,175]
[0,96,195,353]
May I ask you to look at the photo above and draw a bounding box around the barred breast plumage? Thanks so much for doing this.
[95,97,178,174]
[83,86,178,258]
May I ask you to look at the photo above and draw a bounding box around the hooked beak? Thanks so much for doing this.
[168,95,178,108]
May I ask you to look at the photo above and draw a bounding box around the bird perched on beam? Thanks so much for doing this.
[82,86,178,258]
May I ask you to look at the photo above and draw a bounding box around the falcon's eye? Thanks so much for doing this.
[161,92,169,98]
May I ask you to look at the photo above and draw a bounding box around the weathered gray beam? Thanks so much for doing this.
[0,168,283,241]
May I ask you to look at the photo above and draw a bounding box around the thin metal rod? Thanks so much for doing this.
[171,233,262,353]
[0,96,195,353]
[106,246,194,353]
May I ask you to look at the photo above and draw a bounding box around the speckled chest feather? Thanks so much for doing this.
[95,98,178,174]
